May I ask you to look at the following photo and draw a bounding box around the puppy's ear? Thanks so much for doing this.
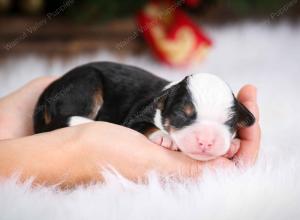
[235,99,255,128]
[155,78,187,111]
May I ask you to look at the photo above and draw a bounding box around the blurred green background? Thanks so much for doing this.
[0,0,299,58]
[1,0,299,22]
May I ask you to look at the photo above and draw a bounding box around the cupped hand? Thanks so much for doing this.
[0,78,260,183]
[71,85,260,181]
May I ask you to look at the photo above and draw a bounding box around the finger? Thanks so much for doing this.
[234,118,261,167]
[234,85,261,167]
[224,139,240,158]
[182,157,235,178]
[205,157,236,170]
[237,85,257,106]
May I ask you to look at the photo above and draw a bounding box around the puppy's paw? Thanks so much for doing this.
[224,138,241,159]
[148,130,178,151]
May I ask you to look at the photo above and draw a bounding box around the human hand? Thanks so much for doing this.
[0,76,57,139]
[0,79,260,185]
[72,84,260,182]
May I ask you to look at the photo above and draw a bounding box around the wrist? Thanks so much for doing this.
[0,127,100,187]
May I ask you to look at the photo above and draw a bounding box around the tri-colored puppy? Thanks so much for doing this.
[34,62,255,161]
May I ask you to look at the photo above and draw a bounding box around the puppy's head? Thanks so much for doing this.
[154,73,255,161]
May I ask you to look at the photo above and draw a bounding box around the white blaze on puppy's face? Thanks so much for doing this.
[188,74,234,124]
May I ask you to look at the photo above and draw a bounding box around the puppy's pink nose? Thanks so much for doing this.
[197,138,215,151]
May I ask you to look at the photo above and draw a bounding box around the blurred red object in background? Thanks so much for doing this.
[137,1,212,66]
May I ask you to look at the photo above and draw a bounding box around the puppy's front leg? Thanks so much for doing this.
[148,130,179,151]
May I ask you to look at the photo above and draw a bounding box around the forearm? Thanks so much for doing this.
[0,127,103,187]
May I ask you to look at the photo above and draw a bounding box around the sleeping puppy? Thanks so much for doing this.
[33,62,255,161]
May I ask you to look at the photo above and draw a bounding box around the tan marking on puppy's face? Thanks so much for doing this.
[88,89,103,119]
[183,104,195,117]
[156,99,165,110]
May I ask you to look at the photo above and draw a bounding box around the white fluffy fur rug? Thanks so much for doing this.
[0,22,300,219]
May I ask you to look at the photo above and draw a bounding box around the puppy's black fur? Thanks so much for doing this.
[34,62,255,136]
[34,62,169,133]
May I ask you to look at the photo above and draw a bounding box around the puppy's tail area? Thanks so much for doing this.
[68,116,94,126]
[33,114,69,134]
